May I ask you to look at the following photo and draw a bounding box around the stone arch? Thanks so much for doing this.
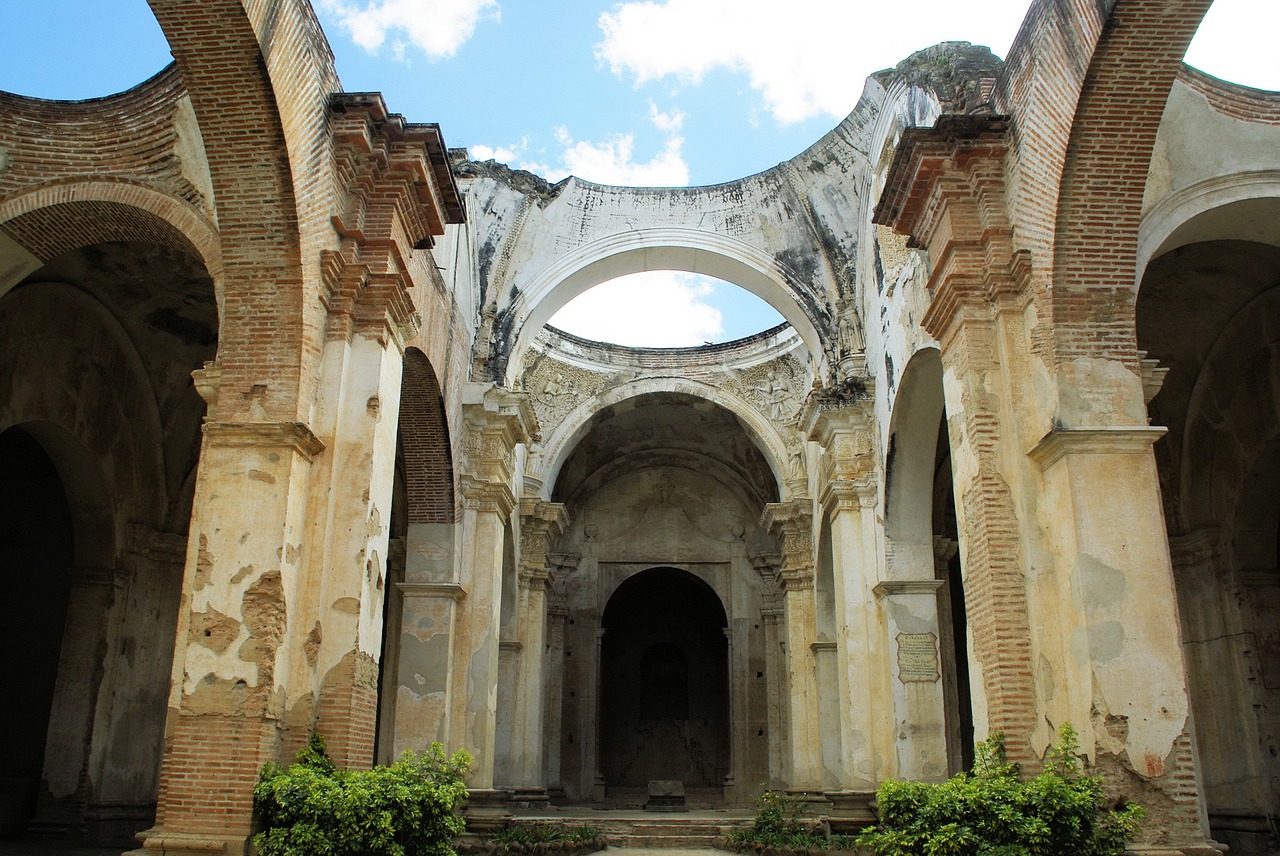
[0,181,223,307]
[503,228,829,386]
[532,377,794,503]
[599,567,730,790]
[1138,173,1280,278]
[1180,286,1280,532]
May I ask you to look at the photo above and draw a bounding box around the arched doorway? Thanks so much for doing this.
[0,427,75,838]
[600,568,729,792]
[1139,236,1280,853]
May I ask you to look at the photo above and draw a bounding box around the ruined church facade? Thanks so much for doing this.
[1,1,1278,854]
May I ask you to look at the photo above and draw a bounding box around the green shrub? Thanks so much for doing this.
[253,733,473,856]
[486,822,603,849]
[728,788,857,851]
[856,724,1145,856]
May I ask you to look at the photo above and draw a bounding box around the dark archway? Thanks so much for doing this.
[0,426,75,838]
[600,568,729,792]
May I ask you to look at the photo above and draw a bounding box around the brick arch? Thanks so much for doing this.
[1020,0,1214,366]
[0,180,222,302]
[146,0,341,421]
[399,348,454,525]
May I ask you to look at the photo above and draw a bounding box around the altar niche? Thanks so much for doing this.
[599,567,729,791]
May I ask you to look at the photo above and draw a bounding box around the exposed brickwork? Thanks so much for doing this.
[1049,0,1213,366]
[401,348,455,524]
[1178,64,1280,126]
[153,713,280,839]
[314,652,381,769]
[147,0,313,423]
[0,67,200,206]
[3,200,200,263]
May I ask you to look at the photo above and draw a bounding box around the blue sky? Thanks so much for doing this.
[2,1,1276,346]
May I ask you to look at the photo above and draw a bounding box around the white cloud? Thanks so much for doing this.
[317,0,498,59]
[469,137,529,163]
[596,0,1030,124]
[648,100,686,132]
[469,125,689,186]
[548,271,724,346]
[554,131,689,186]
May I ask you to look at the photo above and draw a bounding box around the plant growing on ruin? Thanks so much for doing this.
[855,724,1144,856]
[727,787,857,851]
[253,733,472,856]
[484,822,604,851]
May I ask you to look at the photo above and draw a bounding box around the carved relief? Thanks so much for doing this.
[522,355,612,431]
[724,354,809,427]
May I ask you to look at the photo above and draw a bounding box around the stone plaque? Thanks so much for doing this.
[896,632,939,683]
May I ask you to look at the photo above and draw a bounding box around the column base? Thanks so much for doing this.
[126,829,245,855]
[507,787,551,809]
[823,790,876,833]
[464,788,513,834]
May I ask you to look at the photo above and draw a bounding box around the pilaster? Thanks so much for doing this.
[760,501,820,788]
[448,384,536,788]
[509,499,569,789]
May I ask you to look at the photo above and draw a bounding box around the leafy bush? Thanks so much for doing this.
[486,822,603,849]
[728,788,857,851]
[856,725,1145,856]
[253,733,473,856]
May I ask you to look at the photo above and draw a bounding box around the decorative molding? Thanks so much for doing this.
[202,420,325,459]
[396,581,467,601]
[1028,426,1167,470]
[874,579,944,598]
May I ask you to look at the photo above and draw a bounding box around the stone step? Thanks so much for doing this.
[614,833,722,848]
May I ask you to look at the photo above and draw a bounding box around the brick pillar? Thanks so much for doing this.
[875,114,1218,851]
[761,501,821,790]
[132,418,324,856]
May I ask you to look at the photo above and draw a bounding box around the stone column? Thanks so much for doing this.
[447,383,535,790]
[803,394,900,789]
[933,537,968,774]
[751,554,787,787]
[542,576,571,800]
[303,326,407,769]
[34,566,116,831]
[761,501,821,789]
[389,580,465,756]
[509,500,568,794]
[873,580,948,780]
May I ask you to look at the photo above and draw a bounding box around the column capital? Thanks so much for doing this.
[458,384,537,504]
[458,474,515,518]
[873,579,944,599]
[761,501,814,588]
[519,499,569,587]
